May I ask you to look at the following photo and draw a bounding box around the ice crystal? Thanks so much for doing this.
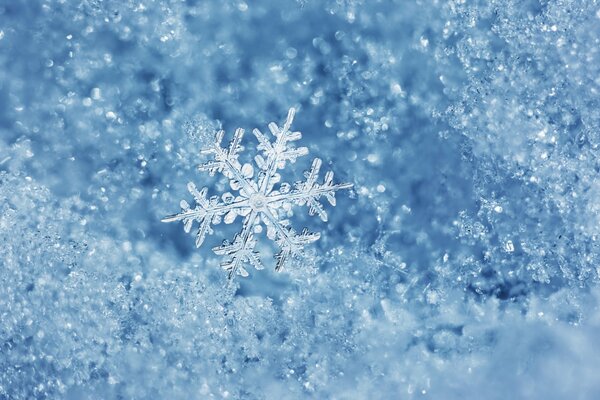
[163,108,352,278]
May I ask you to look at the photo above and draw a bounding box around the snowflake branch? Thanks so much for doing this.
[213,211,262,278]
[260,207,320,271]
[161,182,250,247]
[199,128,258,197]
[255,108,308,194]
[267,158,353,222]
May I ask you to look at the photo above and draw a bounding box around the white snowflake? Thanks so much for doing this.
[162,108,353,278]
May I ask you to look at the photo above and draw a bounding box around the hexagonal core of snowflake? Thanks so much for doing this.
[248,192,268,211]
[163,108,352,278]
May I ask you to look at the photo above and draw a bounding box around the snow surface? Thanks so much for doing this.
[1,0,600,399]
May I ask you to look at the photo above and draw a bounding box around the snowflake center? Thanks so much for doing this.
[249,192,268,210]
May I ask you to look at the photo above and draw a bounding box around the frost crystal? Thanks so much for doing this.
[163,108,352,278]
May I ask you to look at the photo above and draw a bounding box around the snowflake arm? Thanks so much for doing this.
[253,108,308,194]
[161,182,250,247]
[268,158,353,222]
[200,128,258,196]
[260,206,320,271]
[212,211,263,278]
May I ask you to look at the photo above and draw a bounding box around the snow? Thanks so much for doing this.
[1,0,600,399]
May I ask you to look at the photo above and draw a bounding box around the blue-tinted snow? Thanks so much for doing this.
[1,0,600,399]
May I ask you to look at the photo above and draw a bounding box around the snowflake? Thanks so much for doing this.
[163,108,353,278]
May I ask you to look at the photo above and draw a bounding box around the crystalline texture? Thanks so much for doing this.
[162,108,352,278]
